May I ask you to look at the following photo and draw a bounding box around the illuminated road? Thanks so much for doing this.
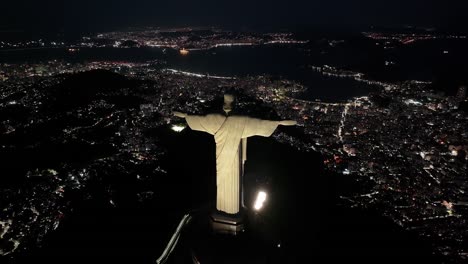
[163,68,236,80]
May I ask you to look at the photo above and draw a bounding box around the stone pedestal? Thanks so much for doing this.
[210,210,245,235]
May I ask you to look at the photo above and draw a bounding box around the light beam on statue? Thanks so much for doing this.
[254,191,267,211]
[171,124,186,132]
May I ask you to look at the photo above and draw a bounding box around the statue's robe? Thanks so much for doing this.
[185,114,279,214]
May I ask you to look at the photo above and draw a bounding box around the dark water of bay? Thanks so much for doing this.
[0,45,378,102]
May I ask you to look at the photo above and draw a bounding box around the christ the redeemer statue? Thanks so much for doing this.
[174,95,296,215]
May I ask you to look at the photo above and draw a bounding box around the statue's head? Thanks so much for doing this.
[223,94,235,115]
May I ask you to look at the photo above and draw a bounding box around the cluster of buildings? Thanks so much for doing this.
[0,40,65,50]
[0,28,306,51]
[88,28,306,50]
[362,31,467,48]
[0,60,166,83]
[262,79,467,260]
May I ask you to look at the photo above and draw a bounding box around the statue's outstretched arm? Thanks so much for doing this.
[278,120,297,126]
[173,111,187,118]
[173,112,224,135]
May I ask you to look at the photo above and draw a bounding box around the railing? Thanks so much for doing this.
[155,213,193,264]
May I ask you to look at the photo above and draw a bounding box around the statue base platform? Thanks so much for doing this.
[210,210,245,235]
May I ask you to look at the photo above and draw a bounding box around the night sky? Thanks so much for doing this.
[1,0,466,33]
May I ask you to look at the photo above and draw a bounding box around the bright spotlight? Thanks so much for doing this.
[171,124,186,132]
[254,191,267,211]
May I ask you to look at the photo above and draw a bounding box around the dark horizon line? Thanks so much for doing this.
[0,22,466,38]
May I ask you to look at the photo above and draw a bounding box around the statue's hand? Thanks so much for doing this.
[279,120,297,126]
[173,111,187,118]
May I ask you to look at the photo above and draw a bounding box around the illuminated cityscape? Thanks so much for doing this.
[0,1,467,263]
